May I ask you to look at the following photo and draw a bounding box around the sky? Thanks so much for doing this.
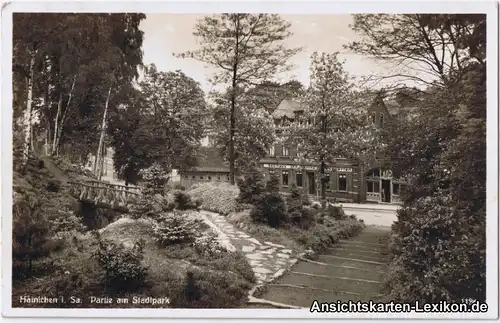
[138,14,396,93]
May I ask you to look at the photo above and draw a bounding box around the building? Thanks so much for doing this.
[259,95,411,204]
[179,146,230,187]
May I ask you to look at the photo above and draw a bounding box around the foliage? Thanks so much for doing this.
[210,92,276,175]
[192,231,228,257]
[188,183,241,215]
[140,162,170,196]
[236,167,266,205]
[286,185,315,229]
[152,211,201,247]
[177,14,300,184]
[347,14,486,89]
[170,268,251,308]
[174,191,200,210]
[295,219,364,254]
[351,15,487,302]
[109,66,208,184]
[290,52,379,201]
[12,193,55,277]
[386,193,485,302]
[265,172,281,193]
[13,13,146,162]
[250,192,288,228]
[93,231,148,293]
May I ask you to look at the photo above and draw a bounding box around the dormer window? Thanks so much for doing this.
[282,146,289,156]
[371,113,376,124]
[380,113,384,127]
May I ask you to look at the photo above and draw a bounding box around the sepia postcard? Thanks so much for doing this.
[1,0,498,321]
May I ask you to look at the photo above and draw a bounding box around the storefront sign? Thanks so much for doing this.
[262,164,317,171]
[336,168,353,173]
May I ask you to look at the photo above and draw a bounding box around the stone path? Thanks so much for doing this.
[200,210,300,284]
[254,225,391,308]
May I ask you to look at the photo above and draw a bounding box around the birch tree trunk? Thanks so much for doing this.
[52,92,62,155]
[52,75,76,156]
[94,86,112,176]
[21,52,36,166]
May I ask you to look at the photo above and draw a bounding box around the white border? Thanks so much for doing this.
[1,0,498,320]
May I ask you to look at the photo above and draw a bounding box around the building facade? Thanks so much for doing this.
[179,129,231,188]
[259,96,409,204]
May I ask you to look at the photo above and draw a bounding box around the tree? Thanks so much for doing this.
[292,52,379,205]
[210,90,276,174]
[108,65,208,184]
[12,13,146,168]
[346,14,486,91]
[351,14,487,302]
[242,80,305,113]
[176,14,301,184]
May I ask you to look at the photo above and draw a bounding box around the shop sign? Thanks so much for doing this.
[263,164,317,171]
[336,167,353,173]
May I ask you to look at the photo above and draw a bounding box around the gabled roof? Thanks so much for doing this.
[272,99,306,119]
[189,147,229,173]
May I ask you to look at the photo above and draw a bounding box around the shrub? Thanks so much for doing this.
[93,231,148,293]
[250,192,288,228]
[12,193,56,277]
[152,211,200,247]
[286,197,315,230]
[384,193,486,303]
[140,163,170,196]
[289,183,302,199]
[170,269,251,308]
[129,194,175,220]
[296,219,364,253]
[173,183,186,191]
[193,231,228,257]
[326,205,347,220]
[236,168,265,205]
[174,191,194,210]
[265,173,280,193]
[46,179,61,192]
[188,183,240,215]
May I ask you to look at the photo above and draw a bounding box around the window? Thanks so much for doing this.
[269,145,275,157]
[282,146,289,156]
[338,174,347,192]
[192,176,196,180]
[282,170,289,186]
[380,113,384,127]
[393,183,400,195]
[200,176,204,180]
[226,174,230,181]
[367,181,380,193]
[296,172,303,187]
[371,112,376,124]
[208,176,212,181]
[217,175,221,181]
[184,175,189,179]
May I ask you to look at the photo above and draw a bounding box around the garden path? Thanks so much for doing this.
[200,210,301,284]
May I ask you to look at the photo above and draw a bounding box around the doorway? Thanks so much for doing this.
[381,179,391,203]
[307,172,315,195]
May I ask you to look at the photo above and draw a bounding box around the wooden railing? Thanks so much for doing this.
[67,180,141,208]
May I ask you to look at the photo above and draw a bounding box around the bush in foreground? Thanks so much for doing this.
[236,168,265,205]
[93,231,148,293]
[170,268,251,308]
[250,192,288,228]
[152,211,201,247]
[384,192,486,303]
